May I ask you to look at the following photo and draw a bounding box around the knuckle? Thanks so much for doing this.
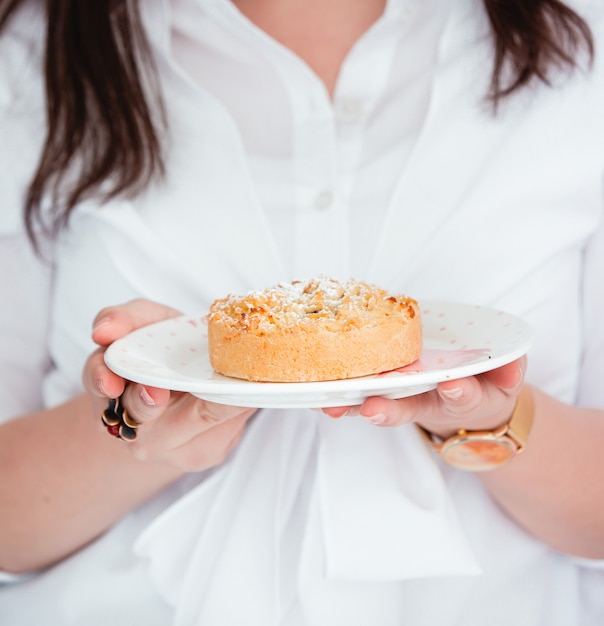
[197,403,222,425]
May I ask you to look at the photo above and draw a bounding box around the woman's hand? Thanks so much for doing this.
[83,299,256,473]
[323,357,525,437]
[1,299,257,574]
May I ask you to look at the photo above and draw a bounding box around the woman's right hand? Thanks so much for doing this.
[82,299,256,473]
[2,298,256,574]
[1,298,256,574]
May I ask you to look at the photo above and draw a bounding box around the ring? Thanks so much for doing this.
[101,396,139,441]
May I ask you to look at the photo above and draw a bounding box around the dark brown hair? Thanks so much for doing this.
[0,0,595,245]
[484,0,594,99]
[0,0,166,245]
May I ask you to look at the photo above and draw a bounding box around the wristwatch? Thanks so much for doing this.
[417,386,535,472]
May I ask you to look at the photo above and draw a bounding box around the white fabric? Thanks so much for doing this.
[0,0,51,427]
[134,416,479,620]
[0,232,52,423]
[0,1,45,237]
[135,414,479,625]
[1,0,604,623]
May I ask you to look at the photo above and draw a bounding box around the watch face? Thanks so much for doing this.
[441,436,517,472]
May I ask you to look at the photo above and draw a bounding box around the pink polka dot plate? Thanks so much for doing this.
[104,301,533,408]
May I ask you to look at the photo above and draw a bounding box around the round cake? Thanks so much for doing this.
[207,277,422,383]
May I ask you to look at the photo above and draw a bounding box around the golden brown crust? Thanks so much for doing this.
[207,277,422,382]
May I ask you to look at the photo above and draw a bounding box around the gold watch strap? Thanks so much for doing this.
[504,386,535,451]
[418,385,535,459]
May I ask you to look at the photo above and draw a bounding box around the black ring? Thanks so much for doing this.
[102,395,139,441]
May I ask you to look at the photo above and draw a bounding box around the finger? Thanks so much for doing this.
[479,356,525,390]
[198,398,259,423]
[321,405,356,418]
[431,358,525,426]
[119,384,172,425]
[82,348,128,399]
[120,389,255,443]
[324,359,527,431]
[164,411,253,472]
[129,399,255,463]
[435,375,485,419]
[358,392,441,427]
[358,370,521,430]
[151,403,256,451]
[92,299,182,346]
[358,385,477,429]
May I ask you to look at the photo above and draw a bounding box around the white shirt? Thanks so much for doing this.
[0,1,51,423]
[1,0,603,623]
[169,0,448,279]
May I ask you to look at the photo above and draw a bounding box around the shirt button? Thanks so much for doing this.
[337,98,364,120]
[313,191,334,211]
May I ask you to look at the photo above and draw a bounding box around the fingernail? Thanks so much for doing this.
[140,387,156,406]
[327,408,349,418]
[364,413,387,425]
[93,316,111,332]
[441,386,463,400]
[96,377,109,396]
[514,366,524,388]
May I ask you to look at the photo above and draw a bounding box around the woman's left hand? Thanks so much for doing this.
[323,357,525,437]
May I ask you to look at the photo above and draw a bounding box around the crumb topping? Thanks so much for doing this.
[209,277,417,333]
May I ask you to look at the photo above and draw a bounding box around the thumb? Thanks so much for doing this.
[92,299,182,346]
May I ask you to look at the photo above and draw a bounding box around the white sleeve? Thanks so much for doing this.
[0,232,53,423]
[577,204,604,407]
[574,201,604,594]
[0,3,53,423]
[0,2,46,233]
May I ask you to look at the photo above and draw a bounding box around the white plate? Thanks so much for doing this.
[104,301,533,408]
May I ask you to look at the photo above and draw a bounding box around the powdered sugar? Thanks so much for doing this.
[209,277,415,333]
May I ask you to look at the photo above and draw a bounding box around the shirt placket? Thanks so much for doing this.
[332,1,420,277]
[288,1,419,280]
[290,87,345,279]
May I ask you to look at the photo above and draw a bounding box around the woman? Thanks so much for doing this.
[1,0,603,624]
